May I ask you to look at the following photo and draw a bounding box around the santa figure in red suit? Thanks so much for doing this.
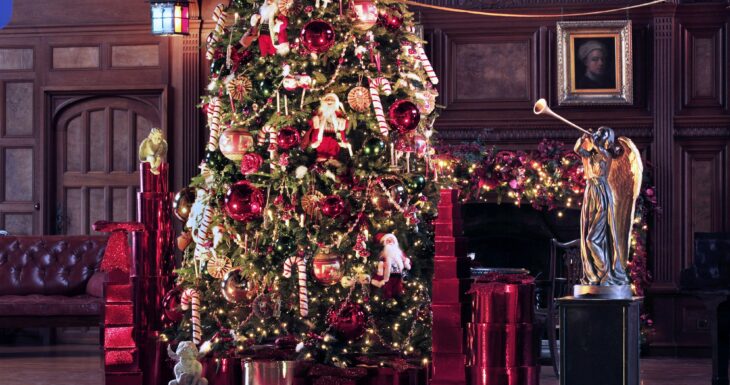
[371,233,411,299]
[250,0,289,56]
[302,93,353,162]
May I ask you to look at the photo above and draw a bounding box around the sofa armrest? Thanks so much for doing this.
[86,271,107,298]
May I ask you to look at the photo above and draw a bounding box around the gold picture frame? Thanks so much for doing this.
[557,20,633,105]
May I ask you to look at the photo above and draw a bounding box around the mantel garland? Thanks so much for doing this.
[433,139,657,301]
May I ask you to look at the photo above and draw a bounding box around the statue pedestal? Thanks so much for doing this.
[557,297,642,385]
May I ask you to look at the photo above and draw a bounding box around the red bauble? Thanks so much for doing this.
[321,195,345,217]
[300,20,336,53]
[350,0,378,31]
[379,8,403,30]
[277,126,301,150]
[312,249,343,286]
[219,127,254,161]
[225,180,264,222]
[327,302,366,340]
[221,268,256,304]
[161,288,184,325]
[388,100,420,132]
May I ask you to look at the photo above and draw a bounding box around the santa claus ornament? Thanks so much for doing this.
[250,0,290,57]
[301,93,353,161]
[371,233,411,299]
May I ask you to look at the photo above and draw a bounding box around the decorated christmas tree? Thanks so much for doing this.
[165,0,440,369]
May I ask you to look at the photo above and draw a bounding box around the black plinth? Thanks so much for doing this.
[557,296,642,385]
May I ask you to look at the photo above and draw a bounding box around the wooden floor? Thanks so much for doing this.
[0,344,715,385]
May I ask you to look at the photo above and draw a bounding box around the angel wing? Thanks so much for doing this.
[608,136,643,268]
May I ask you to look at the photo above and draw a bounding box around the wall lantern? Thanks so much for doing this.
[150,1,190,36]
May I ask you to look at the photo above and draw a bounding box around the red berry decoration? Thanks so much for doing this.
[161,288,184,326]
[388,100,420,132]
[321,195,345,217]
[327,302,366,340]
[277,126,300,150]
[301,20,336,53]
[225,180,264,222]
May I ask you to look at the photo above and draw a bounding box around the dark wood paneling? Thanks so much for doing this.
[677,142,728,267]
[680,24,725,109]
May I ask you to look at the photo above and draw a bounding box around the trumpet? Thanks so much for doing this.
[533,98,592,135]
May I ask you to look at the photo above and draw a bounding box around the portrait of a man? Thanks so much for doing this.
[574,37,617,90]
[556,20,632,105]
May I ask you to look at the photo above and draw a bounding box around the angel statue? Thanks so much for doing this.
[573,127,642,298]
[533,99,642,298]
[139,128,168,175]
[167,341,208,385]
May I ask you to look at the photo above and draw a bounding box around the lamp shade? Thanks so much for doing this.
[151,1,190,35]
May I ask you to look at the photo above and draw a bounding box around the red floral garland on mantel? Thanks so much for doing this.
[433,139,658,316]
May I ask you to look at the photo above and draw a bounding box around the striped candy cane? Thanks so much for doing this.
[417,44,439,85]
[373,77,392,96]
[283,256,308,317]
[206,33,220,60]
[212,3,227,35]
[181,288,202,345]
[368,78,389,137]
[207,97,222,151]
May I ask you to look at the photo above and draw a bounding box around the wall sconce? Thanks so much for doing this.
[150,1,190,36]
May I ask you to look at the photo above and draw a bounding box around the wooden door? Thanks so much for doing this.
[53,96,162,235]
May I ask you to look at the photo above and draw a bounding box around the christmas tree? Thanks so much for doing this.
[166,0,440,368]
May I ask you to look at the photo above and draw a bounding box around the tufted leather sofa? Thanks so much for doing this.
[0,235,108,328]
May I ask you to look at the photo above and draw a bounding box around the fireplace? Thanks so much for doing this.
[461,202,581,281]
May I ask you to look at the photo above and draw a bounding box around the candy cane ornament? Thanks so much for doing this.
[212,3,227,35]
[206,33,220,61]
[181,288,202,345]
[368,77,390,137]
[416,44,439,85]
[282,256,308,317]
[206,97,222,151]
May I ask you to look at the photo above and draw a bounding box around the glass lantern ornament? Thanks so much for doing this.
[150,1,190,36]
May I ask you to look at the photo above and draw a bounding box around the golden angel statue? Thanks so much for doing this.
[139,128,168,175]
[533,99,642,298]
[573,126,642,298]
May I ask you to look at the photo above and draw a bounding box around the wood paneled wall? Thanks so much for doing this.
[420,0,730,354]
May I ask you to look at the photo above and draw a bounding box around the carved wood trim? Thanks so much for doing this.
[675,127,730,137]
[652,14,676,285]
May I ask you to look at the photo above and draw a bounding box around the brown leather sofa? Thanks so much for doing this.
[0,236,108,330]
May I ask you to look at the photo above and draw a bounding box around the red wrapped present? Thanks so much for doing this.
[466,323,536,368]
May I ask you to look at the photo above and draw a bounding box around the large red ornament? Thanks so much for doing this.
[327,302,366,340]
[219,127,255,161]
[312,249,343,286]
[161,288,184,325]
[300,20,336,53]
[221,268,256,304]
[225,180,264,222]
[379,7,403,31]
[388,100,420,132]
[350,0,378,31]
[277,126,301,150]
[172,187,195,222]
[321,195,345,217]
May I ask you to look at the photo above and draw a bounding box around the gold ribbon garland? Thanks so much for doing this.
[401,0,666,18]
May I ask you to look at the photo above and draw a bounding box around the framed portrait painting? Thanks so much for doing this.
[557,20,633,105]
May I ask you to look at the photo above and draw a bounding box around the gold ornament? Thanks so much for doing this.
[347,86,371,112]
[227,76,253,101]
[301,191,324,216]
[206,256,233,279]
